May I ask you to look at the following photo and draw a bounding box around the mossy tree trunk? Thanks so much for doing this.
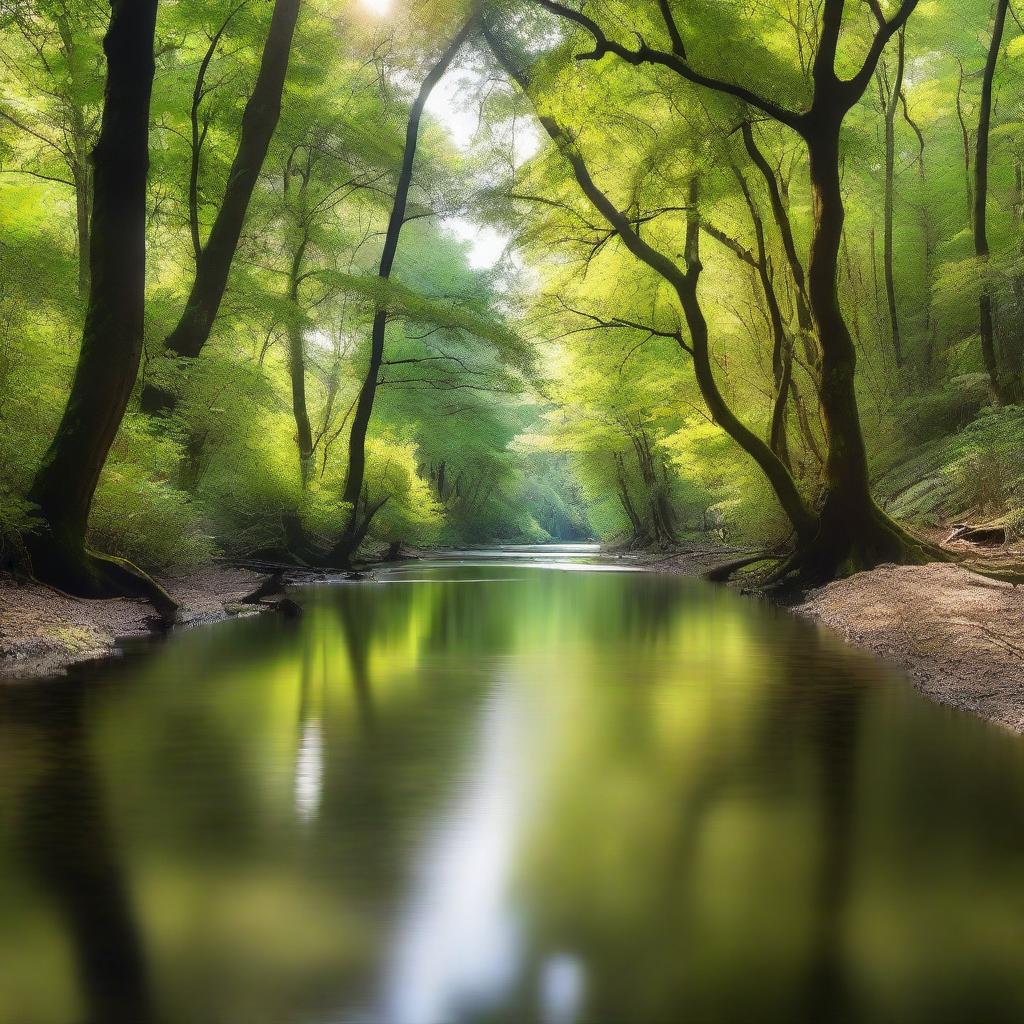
[25,0,176,619]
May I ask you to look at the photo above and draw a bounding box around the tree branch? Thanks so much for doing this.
[532,0,804,130]
[846,0,920,100]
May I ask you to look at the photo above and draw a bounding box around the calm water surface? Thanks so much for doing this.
[2,546,1024,1023]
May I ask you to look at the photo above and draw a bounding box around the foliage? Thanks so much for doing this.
[6,0,1024,575]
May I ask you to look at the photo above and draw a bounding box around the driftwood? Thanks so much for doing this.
[946,523,1007,547]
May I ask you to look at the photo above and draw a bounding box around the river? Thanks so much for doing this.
[1,546,1023,1023]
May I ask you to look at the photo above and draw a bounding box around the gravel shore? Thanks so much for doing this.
[0,567,264,680]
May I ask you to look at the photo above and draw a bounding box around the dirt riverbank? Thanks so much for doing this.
[0,566,265,680]
[798,563,1024,732]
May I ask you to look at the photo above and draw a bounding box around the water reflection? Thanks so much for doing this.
[376,686,525,1024]
[2,554,1024,1023]
[1,682,153,1024]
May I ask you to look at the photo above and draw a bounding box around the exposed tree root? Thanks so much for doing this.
[703,553,785,583]
[26,535,178,624]
[704,504,1024,596]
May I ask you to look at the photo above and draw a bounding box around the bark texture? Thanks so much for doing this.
[26,0,176,619]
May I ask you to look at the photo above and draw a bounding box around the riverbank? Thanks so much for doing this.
[0,566,265,680]
[799,563,1024,732]
[4,546,1023,736]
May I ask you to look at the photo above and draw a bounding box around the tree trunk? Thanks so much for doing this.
[796,118,930,578]
[328,14,477,566]
[287,241,314,488]
[677,181,817,542]
[740,122,814,344]
[25,0,176,619]
[736,170,795,469]
[956,60,975,228]
[140,0,301,415]
[880,31,906,368]
[975,0,1009,403]
[615,455,650,546]
[901,92,937,378]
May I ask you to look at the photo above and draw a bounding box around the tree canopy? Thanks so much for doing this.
[3,0,1024,598]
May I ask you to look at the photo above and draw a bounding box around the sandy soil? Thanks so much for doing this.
[0,566,264,680]
[798,563,1024,732]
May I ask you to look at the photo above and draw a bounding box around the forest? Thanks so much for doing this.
[1,0,1023,614]
[7,3,1024,1023]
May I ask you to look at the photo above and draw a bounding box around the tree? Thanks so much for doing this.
[0,0,104,296]
[328,11,480,566]
[24,0,176,616]
[877,27,906,369]
[140,0,302,415]
[518,0,940,582]
[974,0,1012,403]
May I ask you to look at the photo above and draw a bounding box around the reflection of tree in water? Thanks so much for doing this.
[334,585,377,731]
[2,681,154,1024]
[300,581,511,956]
[671,623,866,1022]
[612,573,691,645]
[764,620,880,1019]
[508,609,870,1023]
[422,572,515,655]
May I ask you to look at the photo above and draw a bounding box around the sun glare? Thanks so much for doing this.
[359,0,392,15]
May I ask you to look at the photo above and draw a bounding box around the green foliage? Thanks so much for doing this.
[90,465,214,572]
[8,0,1024,574]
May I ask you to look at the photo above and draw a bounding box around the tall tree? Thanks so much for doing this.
[0,1,103,296]
[25,0,175,616]
[328,11,479,566]
[975,0,1012,403]
[528,0,939,582]
[877,28,906,369]
[140,0,302,414]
